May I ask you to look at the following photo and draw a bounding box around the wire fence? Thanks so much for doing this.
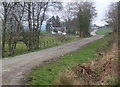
[19,38,68,54]
[4,38,68,57]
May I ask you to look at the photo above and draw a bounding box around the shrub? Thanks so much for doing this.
[55,69,84,85]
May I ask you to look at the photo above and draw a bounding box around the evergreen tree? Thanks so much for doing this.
[77,2,96,37]
[51,16,56,27]
[54,16,61,27]
[46,18,52,32]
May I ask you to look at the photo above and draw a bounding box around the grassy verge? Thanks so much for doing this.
[96,29,113,35]
[4,34,79,58]
[27,35,110,85]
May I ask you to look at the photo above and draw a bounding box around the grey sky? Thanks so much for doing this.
[48,0,119,26]
[0,0,119,26]
[92,0,119,26]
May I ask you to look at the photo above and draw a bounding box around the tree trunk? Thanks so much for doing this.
[8,32,12,56]
[2,19,6,58]
[32,2,36,49]
[79,31,81,38]
[2,3,8,58]
[28,3,33,50]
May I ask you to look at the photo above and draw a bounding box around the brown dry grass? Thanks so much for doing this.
[55,41,118,85]
[55,69,85,85]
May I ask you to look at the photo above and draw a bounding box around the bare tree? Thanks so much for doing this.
[26,2,49,50]
[62,2,79,33]
[106,3,118,33]
[2,2,10,57]
[1,2,62,57]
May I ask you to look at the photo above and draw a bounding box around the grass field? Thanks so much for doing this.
[4,34,79,58]
[27,35,110,85]
[4,42,27,58]
[96,29,113,35]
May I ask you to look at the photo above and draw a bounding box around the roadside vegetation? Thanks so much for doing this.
[96,29,113,35]
[27,35,110,85]
[27,1,119,85]
[4,34,80,58]
[2,1,96,58]
[55,36,118,85]
[2,1,119,85]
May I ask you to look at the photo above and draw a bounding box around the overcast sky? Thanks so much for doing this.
[92,0,119,26]
[0,0,119,26]
[67,0,119,26]
[48,0,119,26]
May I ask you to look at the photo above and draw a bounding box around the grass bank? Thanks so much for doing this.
[27,35,110,85]
[96,29,113,35]
[4,34,79,58]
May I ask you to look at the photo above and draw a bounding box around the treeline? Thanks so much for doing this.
[106,1,119,40]
[76,2,96,37]
[46,1,96,37]
[1,2,61,57]
[1,1,96,57]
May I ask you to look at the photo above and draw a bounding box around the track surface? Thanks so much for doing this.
[1,35,104,85]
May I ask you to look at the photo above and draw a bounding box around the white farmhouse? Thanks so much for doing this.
[51,27,67,35]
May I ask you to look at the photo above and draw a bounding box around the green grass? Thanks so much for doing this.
[4,42,27,57]
[40,35,57,42]
[40,32,49,35]
[4,34,79,58]
[27,35,109,85]
[96,29,113,35]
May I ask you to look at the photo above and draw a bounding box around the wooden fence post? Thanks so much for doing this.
[51,40,53,45]
[47,41,49,46]
[54,39,56,45]
[52,39,54,45]
[43,41,45,47]
[49,40,51,45]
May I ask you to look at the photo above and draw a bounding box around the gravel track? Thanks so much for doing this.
[1,35,104,85]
